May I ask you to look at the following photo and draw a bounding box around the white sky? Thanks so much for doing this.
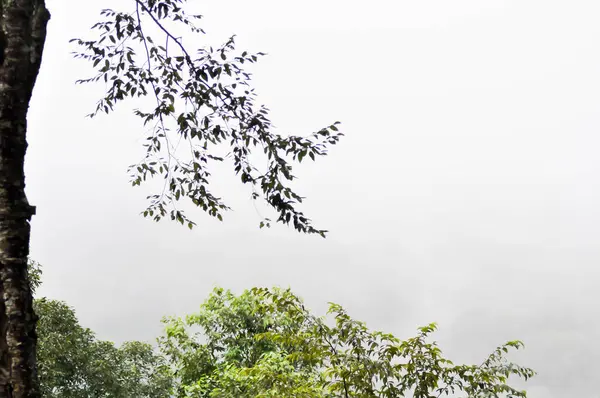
[27,1,600,396]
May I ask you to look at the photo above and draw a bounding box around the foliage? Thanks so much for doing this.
[28,259,534,397]
[70,0,342,236]
[27,259,43,295]
[160,287,535,397]
[28,262,534,397]
[30,261,173,398]
[35,299,173,397]
[159,287,322,397]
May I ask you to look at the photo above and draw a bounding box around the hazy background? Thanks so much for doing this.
[27,1,600,396]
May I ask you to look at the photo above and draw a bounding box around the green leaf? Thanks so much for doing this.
[73,0,345,237]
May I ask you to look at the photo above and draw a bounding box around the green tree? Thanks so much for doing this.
[35,299,173,398]
[1,0,340,395]
[28,260,534,397]
[29,260,173,397]
[160,287,535,397]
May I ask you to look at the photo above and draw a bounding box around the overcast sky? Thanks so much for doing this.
[26,1,600,396]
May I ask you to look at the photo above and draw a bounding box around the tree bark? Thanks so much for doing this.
[0,0,49,397]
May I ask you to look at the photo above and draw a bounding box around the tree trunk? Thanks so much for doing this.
[0,0,49,397]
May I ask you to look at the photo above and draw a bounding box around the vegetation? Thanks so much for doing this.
[1,1,536,396]
[1,0,341,394]
[36,299,172,398]
[71,0,342,235]
[32,263,534,397]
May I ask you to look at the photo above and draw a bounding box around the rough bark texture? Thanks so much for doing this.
[0,0,49,397]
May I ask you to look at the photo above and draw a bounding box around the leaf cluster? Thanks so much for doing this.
[35,299,173,398]
[70,0,342,235]
[29,262,534,397]
[159,287,535,397]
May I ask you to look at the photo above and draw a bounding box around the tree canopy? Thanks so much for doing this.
[35,299,172,398]
[159,287,534,398]
[32,259,534,398]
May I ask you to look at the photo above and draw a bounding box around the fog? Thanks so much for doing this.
[27,1,600,396]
